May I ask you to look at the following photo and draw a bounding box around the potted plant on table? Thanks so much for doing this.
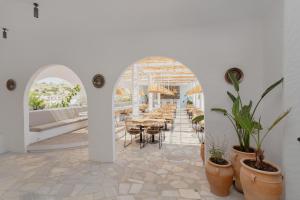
[205,141,233,197]
[211,73,287,192]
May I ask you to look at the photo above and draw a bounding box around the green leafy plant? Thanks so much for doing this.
[49,84,81,108]
[187,99,193,105]
[208,142,227,165]
[211,72,289,157]
[29,91,46,110]
[60,84,81,107]
[192,115,205,143]
[240,108,291,170]
[192,114,204,124]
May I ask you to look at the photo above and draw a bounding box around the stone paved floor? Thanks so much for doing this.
[0,109,243,200]
[28,129,88,147]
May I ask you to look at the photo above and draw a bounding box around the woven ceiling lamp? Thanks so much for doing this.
[139,90,145,96]
[186,85,202,96]
[148,84,160,93]
[167,87,174,96]
[173,89,177,95]
[116,88,125,96]
[193,85,202,94]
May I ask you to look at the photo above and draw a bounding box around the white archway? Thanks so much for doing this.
[112,56,205,156]
[24,64,88,151]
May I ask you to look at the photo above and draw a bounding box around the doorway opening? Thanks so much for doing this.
[24,65,88,152]
[113,56,205,155]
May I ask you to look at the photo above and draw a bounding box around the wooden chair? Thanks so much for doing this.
[144,120,163,149]
[124,120,141,147]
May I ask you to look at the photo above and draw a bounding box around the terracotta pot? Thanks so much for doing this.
[231,146,255,192]
[205,159,234,197]
[240,159,283,200]
[200,143,205,163]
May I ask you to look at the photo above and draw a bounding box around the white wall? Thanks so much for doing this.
[0,134,6,154]
[0,0,268,163]
[260,0,285,166]
[282,0,300,199]
[34,65,83,85]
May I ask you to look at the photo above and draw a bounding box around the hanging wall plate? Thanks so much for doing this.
[92,74,105,88]
[225,67,244,84]
[6,79,16,91]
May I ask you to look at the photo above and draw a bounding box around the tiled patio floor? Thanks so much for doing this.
[0,145,242,200]
[28,129,88,147]
[0,109,243,200]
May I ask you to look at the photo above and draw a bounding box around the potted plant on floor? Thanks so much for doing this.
[192,115,205,162]
[205,141,233,197]
[211,73,285,192]
[237,108,290,200]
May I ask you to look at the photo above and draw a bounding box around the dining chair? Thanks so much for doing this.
[124,120,141,147]
[145,121,163,149]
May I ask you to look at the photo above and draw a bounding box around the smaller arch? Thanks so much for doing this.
[23,64,88,152]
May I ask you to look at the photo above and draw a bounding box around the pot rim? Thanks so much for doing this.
[232,145,256,155]
[208,158,232,168]
[240,158,281,175]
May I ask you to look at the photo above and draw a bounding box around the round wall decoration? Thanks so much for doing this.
[225,67,244,84]
[6,79,17,91]
[92,74,105,88]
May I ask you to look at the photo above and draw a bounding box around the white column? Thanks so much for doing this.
[132,64,140,118]
[148,93,153,111]
[195,94,199,108]
[157,93,161,108]
[148,75,153,111]
[200,92,204,111]
[193,82,196,106]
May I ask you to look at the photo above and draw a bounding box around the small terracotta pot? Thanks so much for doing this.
[205,159,234,197]
[200,142,205,163]
[240,159,283,200]
[231,146,256,192]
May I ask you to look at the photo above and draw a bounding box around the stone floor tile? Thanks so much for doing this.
[129,183,143,194]
[161,190,179,197]
[119,183,131,194]
[117,195,135,200]
[179,189,201,199]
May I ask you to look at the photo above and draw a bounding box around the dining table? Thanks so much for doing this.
[131,118,165,144]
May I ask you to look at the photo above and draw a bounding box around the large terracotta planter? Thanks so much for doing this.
[240,159,283,200]
[231,146,255,192]
[205,159,234,197]
[200,142,205,163]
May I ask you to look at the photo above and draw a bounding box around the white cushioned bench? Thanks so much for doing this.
[30,116,87,132]
[27,107,88,145]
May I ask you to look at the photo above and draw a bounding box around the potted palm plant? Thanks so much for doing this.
[205,141,233,197]
[238,108,290,200]
[211,73,286,192]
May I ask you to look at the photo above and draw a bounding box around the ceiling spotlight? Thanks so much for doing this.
[34,3,39,18]
[2,28,7,39]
